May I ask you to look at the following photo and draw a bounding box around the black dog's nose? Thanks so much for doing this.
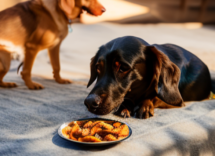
[84,94,101,109]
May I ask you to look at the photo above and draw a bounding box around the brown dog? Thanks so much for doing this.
[0,0,105,89]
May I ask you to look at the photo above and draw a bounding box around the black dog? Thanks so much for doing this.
[84,36,213,119]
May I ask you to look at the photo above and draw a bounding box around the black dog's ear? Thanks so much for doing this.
[145,46,184,106]
[87,56,97,88]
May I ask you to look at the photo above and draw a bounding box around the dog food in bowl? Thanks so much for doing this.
[62,120,130,142]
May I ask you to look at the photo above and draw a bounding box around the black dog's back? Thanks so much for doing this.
[153,43,211,101]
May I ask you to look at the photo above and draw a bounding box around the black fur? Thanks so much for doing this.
[85,36,212,115]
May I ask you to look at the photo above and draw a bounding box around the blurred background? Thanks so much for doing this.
[1,0,215,23]
[1,0,215,83]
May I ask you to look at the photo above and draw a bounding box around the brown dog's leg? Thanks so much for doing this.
[0,50,17,88]
[48,43,72,84]
[21,49,44,90]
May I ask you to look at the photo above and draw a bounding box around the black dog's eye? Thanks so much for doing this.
[119,64,130,73]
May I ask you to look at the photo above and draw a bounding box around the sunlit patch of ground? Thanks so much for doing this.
[80,0,150,24]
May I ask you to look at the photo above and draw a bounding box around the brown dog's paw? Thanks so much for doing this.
[26,81,44,90]
[55,78,72,84]
[0,82,17,88]
[121,109,131,118]
[136,100,154,119]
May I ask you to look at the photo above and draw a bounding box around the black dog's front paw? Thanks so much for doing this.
[136,100,154,119]
[114,99,133,118]
[114,107,131,118]
[120,109,131,118]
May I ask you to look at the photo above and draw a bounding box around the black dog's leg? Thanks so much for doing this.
[114,99,135,118]
[136,99,154,119]
[136,97,184,119]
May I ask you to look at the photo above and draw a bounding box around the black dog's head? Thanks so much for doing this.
[85,36,183,115]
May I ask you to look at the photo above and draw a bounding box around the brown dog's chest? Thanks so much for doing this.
[25,3,69,51]
[25,22,68,51]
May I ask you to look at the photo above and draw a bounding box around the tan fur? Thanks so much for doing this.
[0,0,105,89]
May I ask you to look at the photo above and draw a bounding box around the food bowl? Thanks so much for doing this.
[58,117,132,146]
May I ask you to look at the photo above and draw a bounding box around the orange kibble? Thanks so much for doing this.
[118,136,126,140]
[104,134,117,141]
[118,125,129,137]
[62,120,129,143]
[78,136,101,142]
[82,128,90,137]
[83,121,93,128]
[113,122,121,128]
[62,126,72,139]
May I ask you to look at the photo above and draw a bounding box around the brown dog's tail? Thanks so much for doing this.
[17,62,24,74]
